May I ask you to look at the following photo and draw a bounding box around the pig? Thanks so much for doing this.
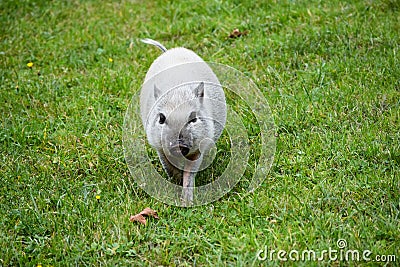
[139,38,226,204]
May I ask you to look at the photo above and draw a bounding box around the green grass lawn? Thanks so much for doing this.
[1,0,399,266]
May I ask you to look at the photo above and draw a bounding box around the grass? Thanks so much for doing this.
[1,0,399,265]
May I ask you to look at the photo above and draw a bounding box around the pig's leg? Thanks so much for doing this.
[157,151,182,184]
[182,164,195,204]
[182,154,202,205]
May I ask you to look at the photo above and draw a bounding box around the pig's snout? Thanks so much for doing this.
[169,140,190,157]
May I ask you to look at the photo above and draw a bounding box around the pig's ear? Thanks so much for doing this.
[194,82,204,98]
[154,84,161,99]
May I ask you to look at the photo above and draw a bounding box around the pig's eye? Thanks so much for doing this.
[159,113,166,124]
[188,112,197,124]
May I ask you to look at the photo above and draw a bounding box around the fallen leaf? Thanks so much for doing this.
[229,28,249,38]
[142,207,159,219]
[130,207,159,225]
[130,214,146,225]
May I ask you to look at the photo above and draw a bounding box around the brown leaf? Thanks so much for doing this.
[130,207,159,225]
[140,207,159,219]
[229,28,249,38]
[130,214,147,225]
